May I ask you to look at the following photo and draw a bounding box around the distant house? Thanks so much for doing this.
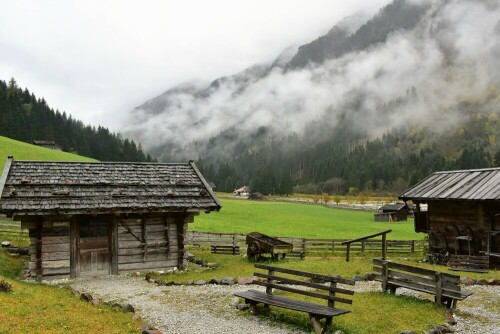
[234,186,250,196]
[399,167,500,268]
[0,157,221,280]
[32,140,62,151]
[374,203,408,222]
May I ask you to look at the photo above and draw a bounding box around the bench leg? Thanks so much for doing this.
[310,315,327,334]
[250,302,259,315]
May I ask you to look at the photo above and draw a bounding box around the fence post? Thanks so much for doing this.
[382,233,387,260]
[435,272,442,305]
[302,238,306,253]
[346,243,351,262]
[361,240,366,255]
[232,233,237,247]
[411,240,415,253]
[381,261,388,291]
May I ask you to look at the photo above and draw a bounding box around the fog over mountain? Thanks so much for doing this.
[122,0,500,163]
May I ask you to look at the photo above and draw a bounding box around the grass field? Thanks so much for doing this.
[0,135,97,171]
[194,198,423,240]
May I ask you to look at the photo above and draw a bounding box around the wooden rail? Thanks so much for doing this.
[186,231,422,257]
[340,229,392,262]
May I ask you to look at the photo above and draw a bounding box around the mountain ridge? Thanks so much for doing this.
[122,0,500,195]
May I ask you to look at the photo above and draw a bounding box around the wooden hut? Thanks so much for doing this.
[32,140,63,151]
[374,203,408,222]
[399,167,500,268]
[0,157,221,280]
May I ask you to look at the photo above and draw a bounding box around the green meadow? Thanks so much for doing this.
[194,198,423,240]
[0,135,96,171]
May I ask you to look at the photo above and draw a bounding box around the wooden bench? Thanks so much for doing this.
[373,259,472,308]
[234,264,355,334]
[210,244,240,255]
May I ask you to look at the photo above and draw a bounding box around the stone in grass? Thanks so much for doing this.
[194,280,206,286]
[445,311,457,326]
[123,303,135,313]
[425,324,455,334]
[364,272,377,281]
[333,331,345,334]
[351,275,365,282]
[185,280,193,285]
[80,292,93,302]
[236,303,250,311]
[237,276,257,285]
[141,325,163,334]
[399,331,417,334]
[155,279,166,286]
[221,277,236,285]
[487,279,500,285]
[460,277,475,286]
[475,279,488,285]
[91,295,101,306]
[209,278,221,285]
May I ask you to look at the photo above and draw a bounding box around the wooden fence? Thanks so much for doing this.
[186,231,424,255]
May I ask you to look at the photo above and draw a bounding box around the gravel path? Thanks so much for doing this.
[70,276,500,334]
[71,276,307,334]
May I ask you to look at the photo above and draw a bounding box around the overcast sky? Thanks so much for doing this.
[0,0,389,131]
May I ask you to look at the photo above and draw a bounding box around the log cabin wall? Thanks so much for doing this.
[428,200,500,258]
[116,212,192,273]
[0,159,221,279]
[23,216,71,280]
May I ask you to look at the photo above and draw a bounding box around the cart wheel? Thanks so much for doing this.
[247,241,261,259]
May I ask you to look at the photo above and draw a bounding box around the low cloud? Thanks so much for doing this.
[123,0,500,158]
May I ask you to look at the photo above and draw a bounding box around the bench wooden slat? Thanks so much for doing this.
[234,289,350,317]
[373,260,459,283]
[254,264,355,285]
[253,281,353,305]
[254,272,354,295]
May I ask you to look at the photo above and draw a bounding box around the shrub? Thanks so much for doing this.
[0,279,12,292]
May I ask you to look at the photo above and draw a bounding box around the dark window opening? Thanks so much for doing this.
[80,216,109,238]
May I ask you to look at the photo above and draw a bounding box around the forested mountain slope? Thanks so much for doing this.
[0,78,154,163]
[124,0,500,195]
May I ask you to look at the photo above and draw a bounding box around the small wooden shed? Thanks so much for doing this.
[399,167,500,268]
[374,203,408,222]
[0,157,221,280]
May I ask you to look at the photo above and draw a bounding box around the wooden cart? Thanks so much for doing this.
[246,232,293,260]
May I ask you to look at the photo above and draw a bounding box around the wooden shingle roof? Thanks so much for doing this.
[399,167,500,201]
[0,157,221,216]
[379,203,406,212]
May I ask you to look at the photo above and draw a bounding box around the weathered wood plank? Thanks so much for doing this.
[31,251,70,261]
[29,260,70,269]
[118,253,170,264]
[117,259,178,271]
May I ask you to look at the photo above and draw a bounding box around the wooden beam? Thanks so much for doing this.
[69,216,77,278]
[110,216,118,275]
[35,217,43,281]
[340,230,392,245]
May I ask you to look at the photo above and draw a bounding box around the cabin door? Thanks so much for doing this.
[77,216,110,276]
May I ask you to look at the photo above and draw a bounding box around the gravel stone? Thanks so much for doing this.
[70,276,500,334]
